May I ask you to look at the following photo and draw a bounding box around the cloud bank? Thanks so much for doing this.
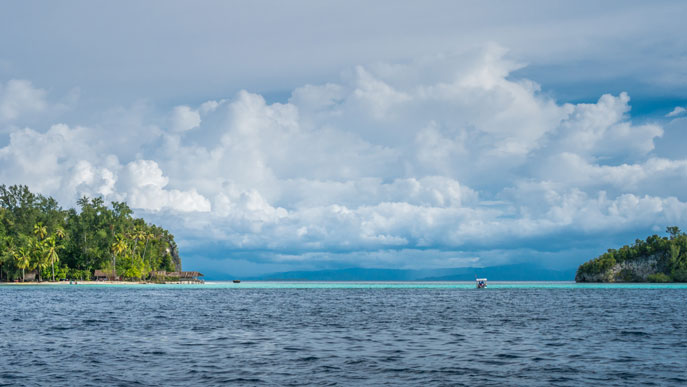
[1,46,685,274]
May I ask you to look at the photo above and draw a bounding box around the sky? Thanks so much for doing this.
[1,1,686,276]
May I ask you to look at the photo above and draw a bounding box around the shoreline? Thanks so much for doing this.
[0,280,198,286]
[2,281,687,289]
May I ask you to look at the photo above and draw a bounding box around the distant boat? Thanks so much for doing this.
[476,278,487,289]
[233,280,241,283]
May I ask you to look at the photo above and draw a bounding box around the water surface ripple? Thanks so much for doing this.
[1,283,686,386]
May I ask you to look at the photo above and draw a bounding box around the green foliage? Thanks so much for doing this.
[54,264,69,281]
[0,185,181,282]
[670,268,687,282]
[577,226,687,282]
[66,268,91,281]
[647,273,671,283]
[667,226,681,239]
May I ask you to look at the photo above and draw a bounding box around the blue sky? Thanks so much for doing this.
[1,1,686,276]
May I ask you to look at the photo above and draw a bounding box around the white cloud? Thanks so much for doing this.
[0,79,47,122]
[666,106,686,117]
[351,66,411,119]
[0,124,99,197]
[169,105,201,132]
[534,154,687,196]
[109,159,212,213]
[199,99,226,114]
[551,92,663,159]
[0,124,210,213]
[2,47,686,273]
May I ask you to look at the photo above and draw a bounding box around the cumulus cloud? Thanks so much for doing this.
[122,160,211,212]
[0,124,210,213]
[551,93,663,159]
[1,46,686,273]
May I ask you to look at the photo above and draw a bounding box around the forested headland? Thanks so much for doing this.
[576,227,687,283]
[0,185,181,282]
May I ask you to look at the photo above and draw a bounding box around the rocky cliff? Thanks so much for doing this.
[575,254,665,282]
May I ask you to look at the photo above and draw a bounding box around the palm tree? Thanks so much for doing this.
[30,238,48,282]
[134,229,149,277]
[128,229,144,260]
[111,234,127,281]
[14,248,30,282]
[135,228,147,249]
[45,237,60,282]
[141,232,156,268]
[32,224,48,281]
[123,228,145,280]
[55,228,66,240]
[33,223,47,241]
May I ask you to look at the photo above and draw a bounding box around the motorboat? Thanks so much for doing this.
[475,278,487,289]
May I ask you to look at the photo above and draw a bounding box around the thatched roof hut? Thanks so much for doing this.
[24,270,36,281]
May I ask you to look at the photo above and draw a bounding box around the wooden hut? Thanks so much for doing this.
[93,270,118,281]
[24,270,37,282]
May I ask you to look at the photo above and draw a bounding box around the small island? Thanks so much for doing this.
[576,226,687,283]
[0,184,196,283]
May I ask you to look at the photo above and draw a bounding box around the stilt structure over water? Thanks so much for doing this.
[151,271,205,284]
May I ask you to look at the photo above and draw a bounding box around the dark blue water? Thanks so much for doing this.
[1,283,686,386]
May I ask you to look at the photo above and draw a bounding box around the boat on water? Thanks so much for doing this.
[233,280,241,283]
[475,278,487,289]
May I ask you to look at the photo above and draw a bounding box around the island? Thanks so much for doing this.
[0,184,197,283]
[576,227,687,283]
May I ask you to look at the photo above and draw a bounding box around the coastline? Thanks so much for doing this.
[0,281,172,286]
[2,281,686,289]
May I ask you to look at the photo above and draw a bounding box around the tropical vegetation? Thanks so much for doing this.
[0,185,180,282]
[576,226,687,282]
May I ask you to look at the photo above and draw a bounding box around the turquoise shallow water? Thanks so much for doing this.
[203,281,687,289]
[10,281,685,289]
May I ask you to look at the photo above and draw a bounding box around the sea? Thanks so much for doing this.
[1,282,686,386]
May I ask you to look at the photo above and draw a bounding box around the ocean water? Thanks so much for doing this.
[1,282,686,386]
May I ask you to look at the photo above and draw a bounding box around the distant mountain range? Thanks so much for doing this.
[227,263,576,281]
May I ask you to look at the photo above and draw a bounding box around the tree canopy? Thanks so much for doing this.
[0,185,180,281]
[576,227,687,282]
